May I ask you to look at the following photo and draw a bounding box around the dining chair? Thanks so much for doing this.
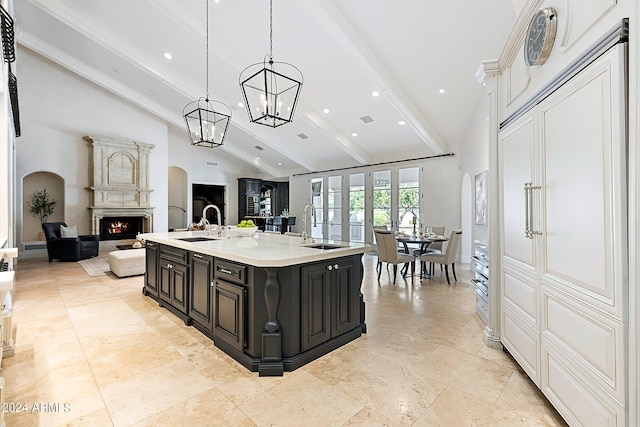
[415,225,445,275]
[374,230,414,284]
[420,230,462,284]
[373,225,388,271]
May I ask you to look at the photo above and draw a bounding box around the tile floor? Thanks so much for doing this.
[1,246,568,426]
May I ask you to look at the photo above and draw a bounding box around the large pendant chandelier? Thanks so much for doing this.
[239,0,303,128]
[183,0,231,148]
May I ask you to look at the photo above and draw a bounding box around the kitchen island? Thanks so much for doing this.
[140,230,369,376]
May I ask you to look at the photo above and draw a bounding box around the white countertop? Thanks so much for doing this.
[140,231,370,268]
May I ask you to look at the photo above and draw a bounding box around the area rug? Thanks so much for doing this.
[78,256,111,277]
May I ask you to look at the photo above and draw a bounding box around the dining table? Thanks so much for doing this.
[396,234,449,279]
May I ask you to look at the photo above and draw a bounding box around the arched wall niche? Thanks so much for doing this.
[23,172,65,241]
[168,166,188,231]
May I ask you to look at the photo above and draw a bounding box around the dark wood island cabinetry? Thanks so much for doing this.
[142,231,368,376]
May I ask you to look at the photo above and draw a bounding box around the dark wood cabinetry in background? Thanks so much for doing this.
[238,178,289,219]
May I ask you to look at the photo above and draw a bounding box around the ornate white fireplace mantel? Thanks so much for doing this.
[84,136,155,236]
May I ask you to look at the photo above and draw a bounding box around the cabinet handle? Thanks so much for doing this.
[524,183,530,238]
[210,281,214,287]
[334,264,339,270]
[146,242,155,248]
[192,253,204,259]
[525,182,542,239]
[218,268,234,275]
[327,265,333,271]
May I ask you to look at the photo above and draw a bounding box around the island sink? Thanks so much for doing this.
[175,236,217,242]
[303,243,345,250]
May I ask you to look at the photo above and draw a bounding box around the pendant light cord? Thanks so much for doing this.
[205,0,209,100]
[269,0,273,60]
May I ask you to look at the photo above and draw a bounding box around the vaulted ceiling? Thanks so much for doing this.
[14,0,516,178]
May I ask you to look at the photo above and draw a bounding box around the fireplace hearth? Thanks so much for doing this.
[100,216,143,240]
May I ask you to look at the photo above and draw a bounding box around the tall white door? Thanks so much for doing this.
[499,45,628,426]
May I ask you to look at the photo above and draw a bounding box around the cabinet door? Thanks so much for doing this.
[300,262,331,352]
[190,253,214,330]
[214,278,245,352]
[159,257,172,304]
[331,258,359,337]
[498,112,538,273]
[144,243,158,298]
[539,46,627,316]
[171,262,189,314]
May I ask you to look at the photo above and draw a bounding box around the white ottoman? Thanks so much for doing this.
[109,249,146,277]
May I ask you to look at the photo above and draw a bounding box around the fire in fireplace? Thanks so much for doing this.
[100,216,144,240]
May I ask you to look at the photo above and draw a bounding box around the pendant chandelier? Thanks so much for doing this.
[183,0,231,148]
[239,0,303,128]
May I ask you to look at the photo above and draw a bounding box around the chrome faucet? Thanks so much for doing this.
[301,203,316,244]
[201,204,222,237]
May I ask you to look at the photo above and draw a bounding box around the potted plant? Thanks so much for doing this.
[28,189,57,240]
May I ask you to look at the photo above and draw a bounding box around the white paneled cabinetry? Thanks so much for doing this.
[499,45,627,426]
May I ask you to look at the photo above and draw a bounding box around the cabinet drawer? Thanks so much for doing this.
[472,256,489,277]
[215,259,247,285]
[159,245,188,264]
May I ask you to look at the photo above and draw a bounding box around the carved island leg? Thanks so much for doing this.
[260,267,283,376]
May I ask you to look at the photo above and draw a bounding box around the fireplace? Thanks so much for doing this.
[84,136,155,237]
[100,216,143,240]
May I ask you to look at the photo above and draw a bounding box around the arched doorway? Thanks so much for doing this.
[23,172,64,242]
[168,167,188,231]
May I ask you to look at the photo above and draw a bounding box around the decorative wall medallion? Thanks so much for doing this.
[524,8,557,67]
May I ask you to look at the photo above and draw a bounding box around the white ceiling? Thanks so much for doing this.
[14,0,516,178]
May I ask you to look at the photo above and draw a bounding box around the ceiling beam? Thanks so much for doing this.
[23,0,321,174]
[16,31,286,178]
[300,0,449,154]
[152,0,369,167]
[304,113,371,165]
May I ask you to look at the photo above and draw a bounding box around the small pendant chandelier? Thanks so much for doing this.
[239,0,303,128]
[183,0,231,148]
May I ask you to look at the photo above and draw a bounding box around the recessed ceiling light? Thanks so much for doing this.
[323,108,330,114]
[371,91,379,97]
[398,120,406,126]
[238,102,244,108]
[278,162,283,166]
[351,132,358,137]
[163,52,172,60]
[256,156,261,160]
[439,89,445,94]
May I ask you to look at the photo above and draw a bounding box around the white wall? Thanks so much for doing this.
[460,94,491,252]
[16,46,169,243]
[15,45,262,251]
[167,126,259,226]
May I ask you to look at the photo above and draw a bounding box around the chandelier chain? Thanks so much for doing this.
[205,0,209,100]
[269,0,273,58]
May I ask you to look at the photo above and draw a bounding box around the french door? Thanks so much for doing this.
[310,175,344,241]
[371,166,421,240]
[308,166,421,244]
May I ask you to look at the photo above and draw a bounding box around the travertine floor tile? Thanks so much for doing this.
[100,359,214,426]
[239,371,363,426]
[3,255,567,426]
